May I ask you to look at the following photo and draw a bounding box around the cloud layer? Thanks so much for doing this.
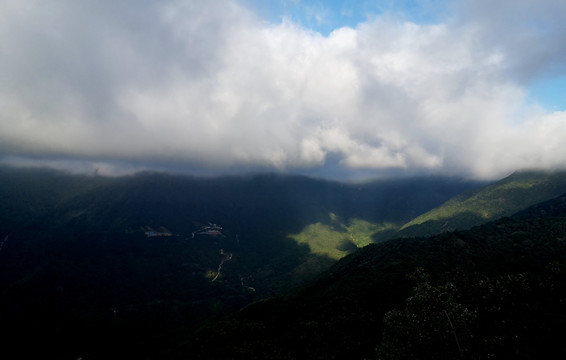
[1,0,566,179]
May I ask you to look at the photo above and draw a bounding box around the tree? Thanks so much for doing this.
[377,269,476,360]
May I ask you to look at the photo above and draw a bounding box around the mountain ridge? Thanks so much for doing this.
[0,165,482,359]
[396,169,566,238]
[183,191,566,359]
[3,165,566,358]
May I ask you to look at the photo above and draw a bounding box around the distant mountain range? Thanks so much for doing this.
[2,165,566,358]
[0,166,478,359]
[0,166,482,278]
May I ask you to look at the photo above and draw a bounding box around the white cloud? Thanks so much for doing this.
[1,0,566,179]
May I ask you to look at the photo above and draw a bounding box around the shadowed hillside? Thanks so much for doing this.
[0,166,480,359]
[182,193,566,360]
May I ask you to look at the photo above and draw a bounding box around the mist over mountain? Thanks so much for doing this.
[3,165,566,358]
[0,165,482,243]
[3,0,566,357]
[0,165,480,359]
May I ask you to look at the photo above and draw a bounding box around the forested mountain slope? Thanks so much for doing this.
[0,166,480,359]
[182,193,566,360]
[397,170,566,238]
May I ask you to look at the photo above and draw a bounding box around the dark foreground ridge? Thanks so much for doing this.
[182,194,566,359]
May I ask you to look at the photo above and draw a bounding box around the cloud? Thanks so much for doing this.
[454,0,566,81]
[1,0,566,179]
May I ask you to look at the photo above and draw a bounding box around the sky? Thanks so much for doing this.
[1,0,566,180]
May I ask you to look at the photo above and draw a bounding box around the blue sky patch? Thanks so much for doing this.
[527,75,566,111]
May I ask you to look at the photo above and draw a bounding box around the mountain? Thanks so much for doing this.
[182,193,566,360]
[4,166,566,358]
[0,165,480,359]
[396,170,566,238]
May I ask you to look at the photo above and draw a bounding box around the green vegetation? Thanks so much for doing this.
[346,218,398,246]
[0,166,478,359]
[289,213,398,259]
[398,170,566,237]
[184,193,566,359]
[7,166,566,359]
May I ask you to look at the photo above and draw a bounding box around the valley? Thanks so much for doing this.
[2,166,566,358]
[185,194,566,359]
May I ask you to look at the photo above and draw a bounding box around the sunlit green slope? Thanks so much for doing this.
[397,170,566,238]
[0,166,480,359]
[289,213,398,260]
[183,193,566,360]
